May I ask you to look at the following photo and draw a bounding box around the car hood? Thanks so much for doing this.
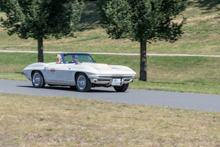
[81,62,136,75]
[82,62,110,69]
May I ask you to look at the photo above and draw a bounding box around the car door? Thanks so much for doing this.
[44,63,76,85]
[43,63,65,84]
[62,64,79,85]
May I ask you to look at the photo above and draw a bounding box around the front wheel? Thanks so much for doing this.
[76,73,91,92]
[32,71,45,88]
[114,84,129,92]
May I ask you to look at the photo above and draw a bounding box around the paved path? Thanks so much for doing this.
[0,50,220,57]
[0,80,219,112]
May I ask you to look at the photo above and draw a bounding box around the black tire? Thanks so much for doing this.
[76,73,91,92]
[114,84,129,92]
[70,86,77,90]
[32,71,45,88]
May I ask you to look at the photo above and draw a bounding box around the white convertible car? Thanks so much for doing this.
[23,53,136,92]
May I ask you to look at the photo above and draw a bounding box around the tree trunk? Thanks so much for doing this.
[139,39,147,81]
[38,38,44,62]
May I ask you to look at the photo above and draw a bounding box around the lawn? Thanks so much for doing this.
[0,52,219,94]
[0,0,219,55]
[0,93,220,146]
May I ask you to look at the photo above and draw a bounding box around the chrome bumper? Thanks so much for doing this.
[90,77,134,86]
[22,73,32,81]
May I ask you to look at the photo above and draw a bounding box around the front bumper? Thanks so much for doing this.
[89,76,135,86]
[22,72,32,81]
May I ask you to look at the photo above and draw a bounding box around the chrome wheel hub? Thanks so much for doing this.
[77,75,86,90]
[33,73,41,87]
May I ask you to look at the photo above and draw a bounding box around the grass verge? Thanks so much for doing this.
[130,81,220,95]
[0,93,220,146]
[0,52,219,94]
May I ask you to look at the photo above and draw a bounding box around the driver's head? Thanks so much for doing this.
[72,55,79,62]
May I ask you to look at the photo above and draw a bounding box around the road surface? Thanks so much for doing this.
[0,80,219,112]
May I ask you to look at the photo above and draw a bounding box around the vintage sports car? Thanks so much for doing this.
[23,53,136,92]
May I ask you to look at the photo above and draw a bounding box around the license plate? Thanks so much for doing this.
[111,79,121,86]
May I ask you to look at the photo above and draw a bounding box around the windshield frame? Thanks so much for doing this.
[60,53,95,64]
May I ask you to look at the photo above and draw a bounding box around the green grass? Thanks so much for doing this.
[0,0,220,55]
[130,81,220,95]
[0,93,220,146]
[0,52,219,94]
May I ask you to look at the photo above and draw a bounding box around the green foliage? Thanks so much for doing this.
[99,0,187,43]
[98,0,188,81]
[0,0,84,40]
[96,0,111,27]
[0,0,84,62]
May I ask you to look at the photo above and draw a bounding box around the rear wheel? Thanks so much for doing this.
[76,73,91,92]
[114,84,129,92]
[32,71,45,88]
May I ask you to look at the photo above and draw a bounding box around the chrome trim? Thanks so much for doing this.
[90,77,134,85]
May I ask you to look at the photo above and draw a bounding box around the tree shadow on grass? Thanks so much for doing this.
[189,0,220,14]
[77,0,220,32]
[76,1,100,31]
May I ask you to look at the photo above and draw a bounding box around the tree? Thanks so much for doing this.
[98,0,187,81]
[0,0,83,62]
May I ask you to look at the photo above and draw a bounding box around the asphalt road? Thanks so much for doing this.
[0,79,220,112]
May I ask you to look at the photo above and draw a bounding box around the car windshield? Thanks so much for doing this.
[63,54,95,64]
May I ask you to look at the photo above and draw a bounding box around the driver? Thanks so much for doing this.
[72,55,79,64]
